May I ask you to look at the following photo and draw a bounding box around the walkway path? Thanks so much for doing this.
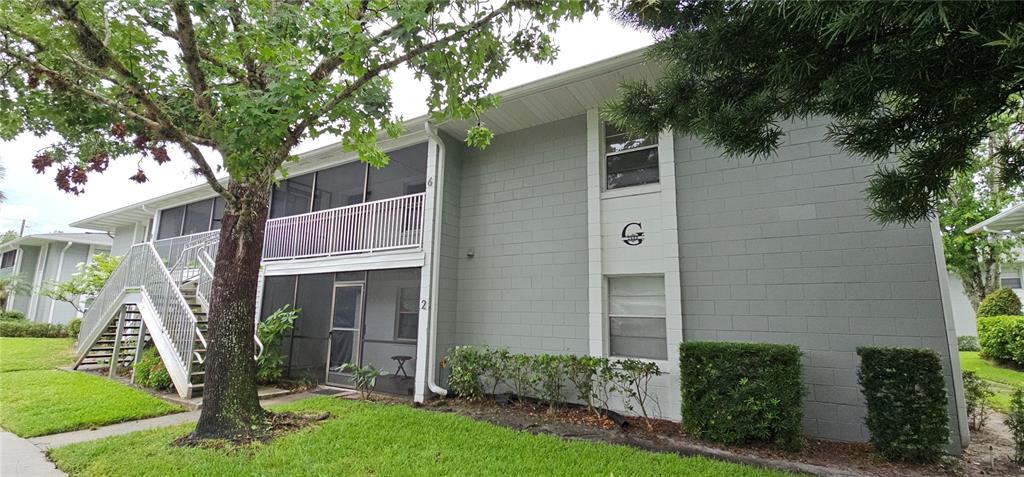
[1,431,65,477]
[5,391,318,476]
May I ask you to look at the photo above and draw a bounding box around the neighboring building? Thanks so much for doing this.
[0,232,113,324]
[70,49,967,451]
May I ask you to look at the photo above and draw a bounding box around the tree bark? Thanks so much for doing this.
[189,181,270,441]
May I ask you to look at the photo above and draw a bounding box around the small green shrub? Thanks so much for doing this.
[445,346,488,399]
[533,354,566,412]
[1007,387,1024,465]
[0,320,68,337]
[679,341,803,451]
[0,310,26,321]
[505,353,538,398]
[68,318,82,339]
[256,305,299,384]
[483,348,512,395]
[564,355,607,416]
[133,347,172,391]
[857,347,949,463]
[962,370,993,430]
[977,288,1021,317]
[340,363,383,400]
[957,335,980,352]
[977,315,1024,368]
[615,359,662,431]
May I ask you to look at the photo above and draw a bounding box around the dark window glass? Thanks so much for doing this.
[606,148,659,190]
[156,206,185,239]
[1001,277,1022,289]
[182,199,214,235]
[270,174,314,219]
[313,161,366,211]
[211,197,226,231]
[366,143,428,201]
[1,251,16,268]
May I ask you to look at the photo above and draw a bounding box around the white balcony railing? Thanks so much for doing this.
[263,192,425,260]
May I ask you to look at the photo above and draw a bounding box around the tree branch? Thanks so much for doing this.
[44,0,232,203]
[274,2,515,169]
[172,0,216,125]
[226,0,266,90]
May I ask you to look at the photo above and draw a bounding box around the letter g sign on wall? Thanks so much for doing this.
[621,222,644,246]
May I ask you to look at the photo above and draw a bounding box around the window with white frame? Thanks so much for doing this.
[604,122,658,190]
[395,287,419,341]
[1000,268,1022,289]
[607,275,667,360]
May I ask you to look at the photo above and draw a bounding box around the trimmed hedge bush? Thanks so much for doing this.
[68,318,82,339]
[0,320,68,338]
[856,347,949,463]
[977,315,1024,368]
[0,310,26,321]
[957,335,980,352]
[678,342,804,451]
[977,288,1021,317]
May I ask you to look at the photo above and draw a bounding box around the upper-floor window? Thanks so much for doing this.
[269,142,428,220]
[0,251,15,268]
[1001,268,1022,289]
[156,196,224,240]
[605,123,658,190]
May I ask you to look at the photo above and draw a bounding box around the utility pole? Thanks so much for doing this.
[18,219,25,237]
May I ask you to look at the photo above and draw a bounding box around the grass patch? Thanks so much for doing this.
[0,370,181,437]
[960,351,1024,412]
[0,337,74,372]
[50,397,794,477]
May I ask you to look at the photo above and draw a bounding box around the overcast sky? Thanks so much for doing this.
[0,14,653,236]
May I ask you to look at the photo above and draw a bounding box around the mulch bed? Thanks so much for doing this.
[422,397,1022,477]
[172,410,330,449]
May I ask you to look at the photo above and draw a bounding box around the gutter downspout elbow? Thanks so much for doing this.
[47,241,74,324]
[424,123,448,398]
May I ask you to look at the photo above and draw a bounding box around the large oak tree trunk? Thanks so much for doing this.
[190,182,270,441]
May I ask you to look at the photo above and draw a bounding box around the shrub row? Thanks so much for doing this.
[679,342,803,451]
[857,347,949,463]
[0,319,69,338]
[977,315,1024,368]
[444,347,662,427]
[0,310,26,321]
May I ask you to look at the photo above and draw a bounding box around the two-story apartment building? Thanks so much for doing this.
[70,49,968,450]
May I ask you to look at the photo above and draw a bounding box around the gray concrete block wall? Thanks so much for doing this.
[452,116,590,355]
[436,133,463,365]
[674,117,961,446]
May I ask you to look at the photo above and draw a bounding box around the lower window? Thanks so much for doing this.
[607,275,667,360]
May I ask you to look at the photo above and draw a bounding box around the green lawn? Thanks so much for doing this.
[50,397,793,477]
[0,337,74,372]
[0,337,181,437]
[961,351,1024,412]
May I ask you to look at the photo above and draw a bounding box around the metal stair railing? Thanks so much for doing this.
[74,244,145,363]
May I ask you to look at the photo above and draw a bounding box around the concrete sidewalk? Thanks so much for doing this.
[29,391,314,450]
[1,431,65,477]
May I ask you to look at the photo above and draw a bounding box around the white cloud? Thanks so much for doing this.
[0,14,653,233]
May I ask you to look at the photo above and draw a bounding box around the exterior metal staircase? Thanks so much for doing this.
[72,231,256,398]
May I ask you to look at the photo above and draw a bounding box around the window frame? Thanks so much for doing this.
[394,287,420,342]
[603,123,660,191]
[605,274,668,361]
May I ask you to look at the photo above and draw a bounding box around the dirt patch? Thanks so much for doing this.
[172,410,330,449]
[424,397,1021,477]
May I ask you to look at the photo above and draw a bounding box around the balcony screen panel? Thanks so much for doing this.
[156,206,185,239]
[182,198,214,235]
[260,275,296,321]
[270,173,314,219]
[210,197,226,231]
[366,142,428,202]
[313,161,366,211]
[288,273,333,380]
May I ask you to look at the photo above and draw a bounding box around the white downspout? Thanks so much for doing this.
[28,243,49,321]
[47,241,74,324]
[423,123,448,397]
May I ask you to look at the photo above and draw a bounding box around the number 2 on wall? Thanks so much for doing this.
[421,300,428,310]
